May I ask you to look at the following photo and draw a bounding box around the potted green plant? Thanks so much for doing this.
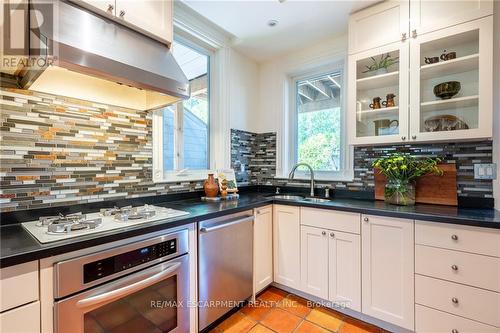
[362,53,399,75]
[373,153,443,206]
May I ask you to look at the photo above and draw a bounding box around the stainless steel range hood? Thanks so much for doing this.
[20,0,189,110]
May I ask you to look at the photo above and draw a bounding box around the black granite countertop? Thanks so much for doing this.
[1,191,500,268]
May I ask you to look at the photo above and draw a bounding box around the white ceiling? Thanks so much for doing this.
[181,0,379,62]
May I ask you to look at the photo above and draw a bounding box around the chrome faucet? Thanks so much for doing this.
[288,163,315,197]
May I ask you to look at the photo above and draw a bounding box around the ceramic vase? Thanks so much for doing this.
[204,173,219,197]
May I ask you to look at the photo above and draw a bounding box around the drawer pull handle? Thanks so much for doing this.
[451,297,459,304]
[451,264,458,271]
[452,330,459,333]
[451,234,458,241]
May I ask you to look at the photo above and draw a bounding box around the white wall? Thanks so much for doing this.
[494,2,500,209]
[229,49,259,132]
[255,33,348,176]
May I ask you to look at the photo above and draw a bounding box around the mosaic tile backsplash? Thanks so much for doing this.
[0,87,205,212]
[230,130,494,201]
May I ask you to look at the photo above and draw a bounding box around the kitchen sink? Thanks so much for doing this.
[268,194,305,200]
[302,197,331,203]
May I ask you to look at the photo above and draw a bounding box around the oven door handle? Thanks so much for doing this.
[76,262,181,309]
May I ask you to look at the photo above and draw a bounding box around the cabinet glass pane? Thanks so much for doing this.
[355,50,400,138]
[418,30,479,133]
[84,276,178,333]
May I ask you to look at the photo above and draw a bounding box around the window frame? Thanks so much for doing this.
[153,36,215,183]
[286,61,353,181]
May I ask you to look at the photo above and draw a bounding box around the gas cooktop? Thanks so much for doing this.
[22,205,190,243]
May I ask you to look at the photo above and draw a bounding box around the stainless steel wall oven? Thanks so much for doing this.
[54,229,189,333]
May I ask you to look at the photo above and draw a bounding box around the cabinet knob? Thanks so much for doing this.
[363,217,369,222]
[401,32,407,41]
[412,135,417,140]
[412,29,417,38]
[451,234,458,241]
[107,3,114,12]
[322,231,327,236]
[452,329,459,333]
[257,210,261,215]
[119,10,126,17]
[330,232,335,238]
[401,136,406,141]
[451,265,458,271]
[451,297,459,304]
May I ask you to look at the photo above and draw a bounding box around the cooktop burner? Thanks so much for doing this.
[22,205,190,243]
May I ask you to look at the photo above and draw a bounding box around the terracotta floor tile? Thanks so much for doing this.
[339,322,377,333]
[306,309,343,332]
[257,288,287,305]
[241,302,273,321]
[294,320,330,333]
[260,308,301,333]
[278,295,312,318]
[342,317,382,333]
[249,324,275,333]
[315,306,345,321]
[216,312,256,333]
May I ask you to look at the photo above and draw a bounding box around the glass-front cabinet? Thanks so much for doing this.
[348,42,409,145]
[409,16,493,142]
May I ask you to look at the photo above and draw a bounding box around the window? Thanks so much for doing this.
[289,66,352,180]
[153,39,211,181]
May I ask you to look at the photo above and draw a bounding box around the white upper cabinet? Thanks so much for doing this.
[115,0,173,45]
[72,0,173,46]
[409,16,493,142]
[410,0,493,36]
[273,205,301,289]
[254,206,274,294]
[361,214,414,330]
[349,1,409,55]
[348,41,410,145]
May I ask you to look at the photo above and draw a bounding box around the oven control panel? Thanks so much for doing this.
[83,239,177,283]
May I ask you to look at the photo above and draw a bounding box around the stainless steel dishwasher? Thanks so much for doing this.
[198,210,254,331]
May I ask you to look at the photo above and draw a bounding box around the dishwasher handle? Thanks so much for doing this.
[199,216,254,233]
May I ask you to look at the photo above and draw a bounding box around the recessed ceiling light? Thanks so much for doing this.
[268,19,278,27]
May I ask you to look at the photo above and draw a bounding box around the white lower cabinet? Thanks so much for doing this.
[0,301,40,333]
[273,205,301,289]
[300,226,329,299]
[361,214,415,330]
[329,230,361,311]
[254,206,273,293]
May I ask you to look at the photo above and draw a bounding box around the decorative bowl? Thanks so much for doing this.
[433,81,461,99]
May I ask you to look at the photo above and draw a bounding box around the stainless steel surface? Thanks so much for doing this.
[55,229,188,298]
[22,1,189,100]
[303,197,331,203]
[198,211,254,331]
[289,163,315,197]
[55,255,189,333]
[269,194,305,201]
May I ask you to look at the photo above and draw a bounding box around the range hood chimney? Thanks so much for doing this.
[19,0,189,110]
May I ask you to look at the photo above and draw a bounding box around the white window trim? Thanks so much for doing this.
[281,60,354,182]
[153,31,220,183]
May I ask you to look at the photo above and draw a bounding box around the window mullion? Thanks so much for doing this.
[174,101,184,170]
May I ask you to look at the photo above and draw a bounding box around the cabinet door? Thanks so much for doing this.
[300,226,328,299]
[328,231,361,312]
[348,0,409,54]
[409,17,493,142]
[273,205,300,289]
[254,206,273,294]
[115,0,173,45]
[0,301,40,333]
[361,214,414,330]
[410,0,493,36]
[73,0,116,15]
[348,41,410,145]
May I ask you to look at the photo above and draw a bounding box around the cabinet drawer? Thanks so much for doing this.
[416,275,500,327]
[300,208,360,234]
[416,304,500,333]
[0,261,39,312]
[416,244,500,292]
[0,301,40,333]
[416,221,500,257]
